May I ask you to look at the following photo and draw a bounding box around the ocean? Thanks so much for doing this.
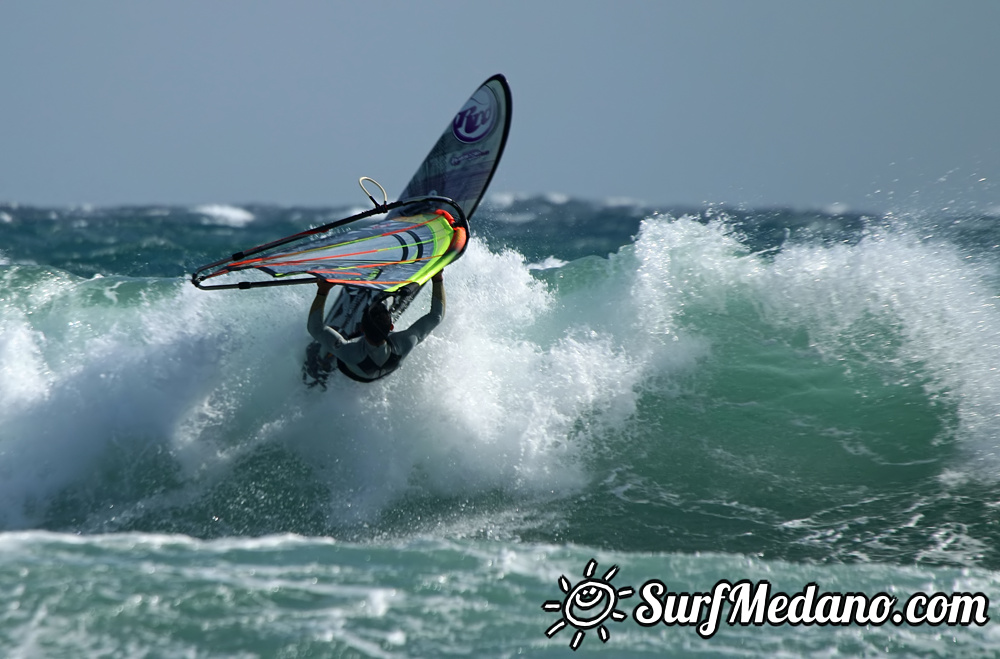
[1,195,998,657]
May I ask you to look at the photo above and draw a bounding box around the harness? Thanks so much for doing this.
[335,344,403,383]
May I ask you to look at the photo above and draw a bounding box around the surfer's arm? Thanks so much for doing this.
[309,313,350,355]
[307,281,330,336]
[392,273,445,358]
[308,280,349,352]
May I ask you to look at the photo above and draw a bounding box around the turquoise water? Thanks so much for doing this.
[1,197,999,656]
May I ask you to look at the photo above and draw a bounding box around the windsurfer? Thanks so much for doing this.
[307,272,445,383]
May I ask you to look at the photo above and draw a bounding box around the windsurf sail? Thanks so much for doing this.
[191,194,467,292]
[190,74,511,292]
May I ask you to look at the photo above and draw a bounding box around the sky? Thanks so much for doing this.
[1,0,998,214]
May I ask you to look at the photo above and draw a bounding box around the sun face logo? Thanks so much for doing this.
[542,559,634,650]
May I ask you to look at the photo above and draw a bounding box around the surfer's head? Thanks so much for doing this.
[362,303,393,345]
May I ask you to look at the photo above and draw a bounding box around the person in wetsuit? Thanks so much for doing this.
[307,272,445,383]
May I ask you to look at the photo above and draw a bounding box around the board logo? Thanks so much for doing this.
[452,85,498,143]
[542,559,634,650]
[449,148,490,166]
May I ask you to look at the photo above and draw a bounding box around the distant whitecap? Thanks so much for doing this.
[486,192,517,209]
[603,196,643,208]
[494,212,536,224]
[194,204,255,227]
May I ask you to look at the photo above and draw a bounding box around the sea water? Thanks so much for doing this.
[1,196,999,656]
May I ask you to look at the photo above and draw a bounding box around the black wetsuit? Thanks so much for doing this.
[307,286,444,381]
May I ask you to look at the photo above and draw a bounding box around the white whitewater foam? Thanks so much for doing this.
[0,238,689,529]
[754,228,1000,464]
[623,214,1000,472]
[527,256,568,271]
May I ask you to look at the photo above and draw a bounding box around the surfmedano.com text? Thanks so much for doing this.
[632,579,990,638]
